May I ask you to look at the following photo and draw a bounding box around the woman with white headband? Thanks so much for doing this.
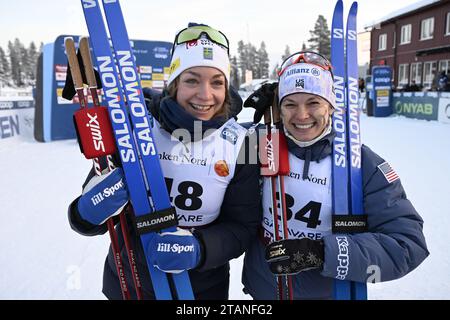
[68,23,261,300]
[242,51,429,299]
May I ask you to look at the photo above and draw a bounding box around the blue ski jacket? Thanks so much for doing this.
[68,87,262,300]
[242,129,429,299]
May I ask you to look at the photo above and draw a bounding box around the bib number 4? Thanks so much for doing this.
[269,192,322,229]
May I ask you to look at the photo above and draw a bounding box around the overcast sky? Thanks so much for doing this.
[0,0,417,68]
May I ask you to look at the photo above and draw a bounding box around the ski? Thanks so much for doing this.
[331,0,352,300]
[100,0,194,298]
[80,0,194,300]
[345,2,368,300]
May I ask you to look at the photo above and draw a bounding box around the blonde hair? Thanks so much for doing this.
[167,76,231,119]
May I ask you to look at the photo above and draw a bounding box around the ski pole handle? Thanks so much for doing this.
[79,37,101,107]
[79,37,97,88]
[65,37,87,109]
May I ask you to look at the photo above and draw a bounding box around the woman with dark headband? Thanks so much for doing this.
[68,23,261,300]
[242,51,429,299]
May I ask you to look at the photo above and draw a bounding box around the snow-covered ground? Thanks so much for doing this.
[0,107,449,299]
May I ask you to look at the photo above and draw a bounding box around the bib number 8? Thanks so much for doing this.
[165,178,203,211]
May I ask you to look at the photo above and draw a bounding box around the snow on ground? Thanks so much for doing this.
[0,108,449,299]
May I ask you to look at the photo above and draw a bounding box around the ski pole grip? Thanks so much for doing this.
[79,37,97,87]
[64,37,84,89]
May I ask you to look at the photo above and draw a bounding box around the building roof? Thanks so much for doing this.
[364,0,441,29]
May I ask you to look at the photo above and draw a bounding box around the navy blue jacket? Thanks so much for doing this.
[242,130,429,299]
[68,88,262,300]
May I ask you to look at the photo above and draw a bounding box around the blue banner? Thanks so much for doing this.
[372,66,392,117]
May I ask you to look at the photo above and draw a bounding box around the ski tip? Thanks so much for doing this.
[350,1,358,13]
[334,0,343,11]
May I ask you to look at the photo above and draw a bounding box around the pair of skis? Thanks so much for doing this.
[331,1,367,300]
[69,0,194,300]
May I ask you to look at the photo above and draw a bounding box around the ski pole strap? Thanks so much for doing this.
[332,215,368,233]
[134,207,179,236]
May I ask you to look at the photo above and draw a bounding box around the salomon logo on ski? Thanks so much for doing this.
[116,50,157,157]
[97,56,135,163]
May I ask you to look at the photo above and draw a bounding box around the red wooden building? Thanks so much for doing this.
[367,0,450,90]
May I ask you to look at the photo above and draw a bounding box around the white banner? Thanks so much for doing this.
[0,107,35,140]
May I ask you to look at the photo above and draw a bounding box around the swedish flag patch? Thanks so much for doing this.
[203,47,213,60]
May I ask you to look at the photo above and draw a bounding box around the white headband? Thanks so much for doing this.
[278,63,335,108]
[167,36,230,87]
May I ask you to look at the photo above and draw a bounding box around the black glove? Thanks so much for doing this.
[243,82,278,123]
[265,238,324,275]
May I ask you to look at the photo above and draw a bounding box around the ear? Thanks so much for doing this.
[328,104,335,115]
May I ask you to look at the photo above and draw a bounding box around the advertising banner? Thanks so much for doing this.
[372,66,393,117]
[393,92,439,121]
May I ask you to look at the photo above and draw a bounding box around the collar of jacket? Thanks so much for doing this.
[286,130,336,180]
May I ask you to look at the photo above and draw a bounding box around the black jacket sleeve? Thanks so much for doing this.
[194,130,262,271]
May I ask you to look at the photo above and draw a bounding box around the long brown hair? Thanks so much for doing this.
[166,75,231,119]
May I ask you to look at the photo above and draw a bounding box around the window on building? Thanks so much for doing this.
[378,33,387,51]
[423,61,437,89]
[421,17,434,40]
[400,24,412,44]
[439,60,450,73]
[398,64,409,87]
[446,12,450,35]
[410,62,422,85]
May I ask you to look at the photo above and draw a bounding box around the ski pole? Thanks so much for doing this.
[78,36,144,300]
[271,99,294,301]
[261,100,293,300]
[65,37,130,300]
[262,108,284,299]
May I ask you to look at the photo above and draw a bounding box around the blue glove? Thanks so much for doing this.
[77,168,129,225]
[147,228,201,274]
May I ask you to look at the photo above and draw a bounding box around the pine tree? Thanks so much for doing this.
[20,42,31,85]
[281,45,291,61]
[237,40,248,84]
[247,44,258,79]
[257,41,269,79]
[8,41,20,86]
[0,46,10,80]
[230,55,240,88]
[302,42,307,51]
[270,62,279,80]
[28,41,38,83]
[308,15,331,58]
